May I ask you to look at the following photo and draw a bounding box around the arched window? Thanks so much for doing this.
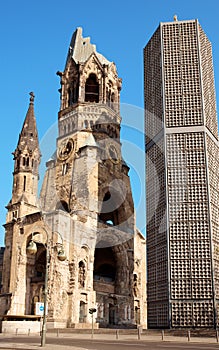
[23,175,26,191]
[68,87,73,106]
[111,92,115,103]
[85,74,99,103]
[68,81,78,106]
[111,92,115,110]
[107,81,113,106]
[78,261,86,288]
[62,163,68,176]
[99,191,117,226]
[73,80,78,103]
[133,274,139,298]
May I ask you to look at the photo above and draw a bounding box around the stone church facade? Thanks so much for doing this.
[0,28,147,328]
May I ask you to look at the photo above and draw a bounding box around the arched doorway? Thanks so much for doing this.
[79,301,86,323]
[135,305,140,325]
[109,303,116,325]
[26,241,46,315]
[93,246,117,326]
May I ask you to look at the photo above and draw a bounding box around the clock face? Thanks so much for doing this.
[107,143,120,164]
[58,138,74,160]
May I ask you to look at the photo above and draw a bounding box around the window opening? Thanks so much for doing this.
[85,74,99,102]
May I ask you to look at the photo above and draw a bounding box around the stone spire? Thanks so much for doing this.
[11,92,40,206]
[16,92,39,153]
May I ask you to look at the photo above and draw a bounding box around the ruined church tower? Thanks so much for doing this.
[1,28,146,329]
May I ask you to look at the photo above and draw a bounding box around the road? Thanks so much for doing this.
[1,335,219,350]
[64,338,219,350]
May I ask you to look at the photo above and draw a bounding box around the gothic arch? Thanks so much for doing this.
[67,80,78,106]
[99,191,118,226]
[85,73,99,102]
[99,185,127,226]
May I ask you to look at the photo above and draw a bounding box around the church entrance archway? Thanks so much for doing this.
[26,239,46,315]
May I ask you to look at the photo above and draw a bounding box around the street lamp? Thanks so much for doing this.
[26,227,67,347]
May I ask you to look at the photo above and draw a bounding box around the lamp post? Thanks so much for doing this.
[26,227,66,347]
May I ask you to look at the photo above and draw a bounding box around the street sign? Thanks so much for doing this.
[35,302,47,316]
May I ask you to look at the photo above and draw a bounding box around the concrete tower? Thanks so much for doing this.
[0,28,147,330]
[144,18,219,328]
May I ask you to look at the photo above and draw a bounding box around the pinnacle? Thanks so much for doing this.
[16,92,39,152]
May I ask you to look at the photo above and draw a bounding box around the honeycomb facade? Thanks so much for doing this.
[144,19,219,328]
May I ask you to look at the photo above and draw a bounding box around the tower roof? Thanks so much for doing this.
[67,27,111,65]
[16,92,39,152]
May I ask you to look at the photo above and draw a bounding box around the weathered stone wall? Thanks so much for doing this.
[1,27,147,330]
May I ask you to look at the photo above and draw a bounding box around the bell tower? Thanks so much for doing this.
[57,27,121,111]
[1,28,146,329]
[39,27,145,327]
[41,27,131,226]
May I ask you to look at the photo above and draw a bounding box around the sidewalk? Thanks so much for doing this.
[0,334,83,350]
[0,331,219,349]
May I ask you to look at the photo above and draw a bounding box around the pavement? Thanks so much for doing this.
[0,331,219,349]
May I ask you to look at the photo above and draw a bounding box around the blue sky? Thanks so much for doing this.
[0,0,219,245]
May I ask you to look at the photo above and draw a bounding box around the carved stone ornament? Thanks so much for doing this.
[58,138,74,160]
